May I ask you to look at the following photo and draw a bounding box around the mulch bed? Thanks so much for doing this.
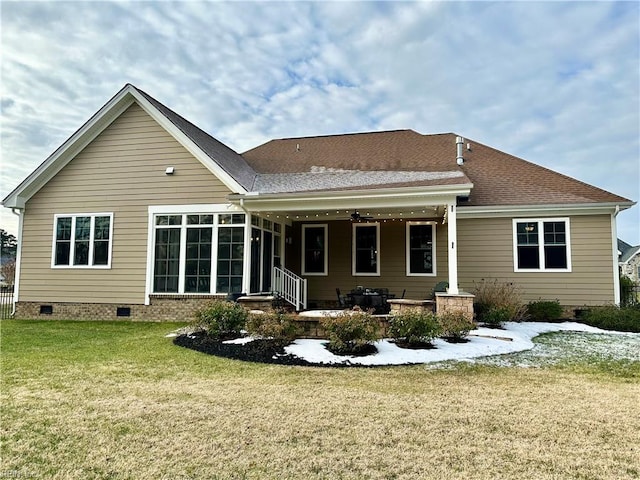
[174,332,389,367]
[174,331,315,366]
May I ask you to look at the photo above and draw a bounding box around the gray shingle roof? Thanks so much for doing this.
[252,168,467,194]
[620,245,640,263]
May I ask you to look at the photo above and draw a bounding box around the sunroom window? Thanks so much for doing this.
[514,218,571,272]
[152,212,245,294]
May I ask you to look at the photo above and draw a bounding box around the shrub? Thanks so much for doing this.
[620,275,639,307]
[437,310,476,341]
[320,311,380,355]
[195,300,248,340]
[527,300,564,322]
[580,305,640,333]
[479,306,513,327]
[388,309,442,347]
[245,311,300,341]
[472,279,528,326]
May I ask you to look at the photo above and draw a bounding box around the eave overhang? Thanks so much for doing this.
[228,183,474,213]
[457,201,636,218]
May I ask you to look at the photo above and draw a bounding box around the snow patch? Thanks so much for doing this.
[284,322,637,366]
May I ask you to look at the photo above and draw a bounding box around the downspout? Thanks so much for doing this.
[611,205,621,305]
[10,208,23,316]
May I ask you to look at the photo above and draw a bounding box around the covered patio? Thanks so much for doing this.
[230,183,474,318]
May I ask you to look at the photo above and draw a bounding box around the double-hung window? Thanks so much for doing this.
[513,218,571,272]
[353,223,380,276]
[406,222,436,276]
[302,224,328,275]
[52,213,113,268]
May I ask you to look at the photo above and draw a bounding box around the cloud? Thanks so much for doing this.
[1,1,638,241]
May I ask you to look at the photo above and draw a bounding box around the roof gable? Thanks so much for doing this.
[2,84,255,208]
[620,245,640,264]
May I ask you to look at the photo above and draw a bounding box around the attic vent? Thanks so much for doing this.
[456,136,465,165]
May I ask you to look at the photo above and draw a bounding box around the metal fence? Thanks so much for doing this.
[1,284,14,319]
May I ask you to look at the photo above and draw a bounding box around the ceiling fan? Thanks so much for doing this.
[349,210,373,221]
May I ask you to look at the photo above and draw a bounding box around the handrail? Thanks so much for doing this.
[273,266,307,311]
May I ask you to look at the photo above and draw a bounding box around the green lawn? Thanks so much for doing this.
[1,320,639,479]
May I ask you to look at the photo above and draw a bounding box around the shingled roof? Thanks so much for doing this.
[242,130,632,206]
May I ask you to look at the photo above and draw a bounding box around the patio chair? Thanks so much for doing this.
[336,288,349,308]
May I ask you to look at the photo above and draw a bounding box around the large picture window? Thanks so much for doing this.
[152,212,246,294]
[52,213,113,268]
[302,224,328,275]
[513,218,571,272]
[353,223,380,276]
[406,222,436,276]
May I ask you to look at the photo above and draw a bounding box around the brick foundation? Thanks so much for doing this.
[14,294,227,322]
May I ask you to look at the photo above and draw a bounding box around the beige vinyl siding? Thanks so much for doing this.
[294,219,448,303]
[457,215,615,305]
[19,102,233,304]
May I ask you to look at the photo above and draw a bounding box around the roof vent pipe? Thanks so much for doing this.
[456,136,464,165]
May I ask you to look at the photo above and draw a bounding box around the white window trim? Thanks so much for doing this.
[406,221,437,277]
[512,217,572,273]
[302,224,328,276]
[145,206,246,298]
[51,213,114,269]
[352,222,380,276]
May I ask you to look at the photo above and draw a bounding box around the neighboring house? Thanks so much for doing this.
[619,239,640,283]
[2,84,635,320]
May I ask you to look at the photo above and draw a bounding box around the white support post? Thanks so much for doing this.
[447,203,459,295]
[611,210,621,305]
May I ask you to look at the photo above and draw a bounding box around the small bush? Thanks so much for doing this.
[580,305,640,333]
[437,310,476,341]
[245,311,300,341]
[479,306,512,328]
[195,300,248,340]
[473,279,527,326]
[388,309,442,347]
[527,300,564,322]
[321,311,380,355]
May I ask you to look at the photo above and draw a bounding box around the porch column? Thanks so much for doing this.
[447,203,459,295]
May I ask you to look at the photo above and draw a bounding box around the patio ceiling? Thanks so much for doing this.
[258,205,447,223]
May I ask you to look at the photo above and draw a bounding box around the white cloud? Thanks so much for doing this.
[1,1,638,242]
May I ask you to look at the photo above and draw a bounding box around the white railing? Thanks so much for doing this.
[273,266,307,311]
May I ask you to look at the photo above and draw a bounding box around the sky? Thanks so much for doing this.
[1,1,639,244]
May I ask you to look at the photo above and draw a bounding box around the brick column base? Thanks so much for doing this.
[435,292,475,321]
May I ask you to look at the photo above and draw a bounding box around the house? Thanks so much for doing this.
[2,84,635,321]
[619,239,640,283]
